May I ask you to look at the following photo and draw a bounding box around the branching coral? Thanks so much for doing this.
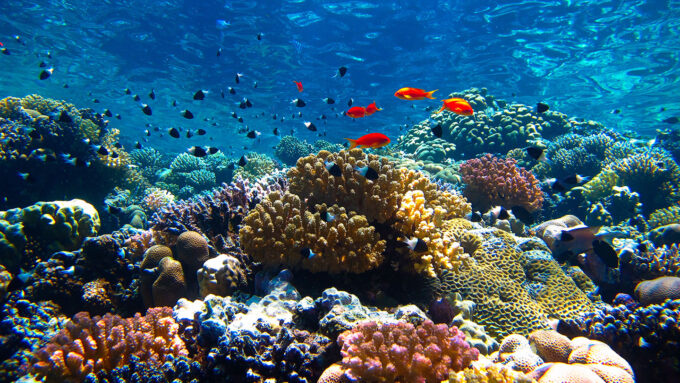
[460,154,543,212]
[337,319,479,382]
[31,307,188,382]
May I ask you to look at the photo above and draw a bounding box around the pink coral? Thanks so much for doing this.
[460,154,543,212]
[31,307,188,382]
[337,320,479,383]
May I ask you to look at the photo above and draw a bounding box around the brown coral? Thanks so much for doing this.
[175,230,210,273]
[240,192,385,273]
[152,257,187,308]
[634,276,680,305]
[31,307,188,383]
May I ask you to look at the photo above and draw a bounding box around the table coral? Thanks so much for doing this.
[31,307,188,382]
[337,319,479,382]
[460,154,543,212]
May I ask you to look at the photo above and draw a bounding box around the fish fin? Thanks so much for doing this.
[426,89,438,99]
[438,105,445,113]
[344,138,358,149]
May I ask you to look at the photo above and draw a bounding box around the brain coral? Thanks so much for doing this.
[634,276,680,305]
[438,228,596,338]
[337,319,479,382]
[31,307,188,382]
[460,154,543,212]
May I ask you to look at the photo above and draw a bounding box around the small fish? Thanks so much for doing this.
[217,48,222,56]
[172,100,177,107]
[346,106,366,118]
[39,61,47,68]
[103,109,113,117]
[257,33,263,40]
[304,121,317,131]
[354,165,379,180]
[467,211,483,222]
[335,66,347,77]
[490,206,509,221]
[663,116,679,124]
[292,98,306,107]
[237,117,244,123]
[438,98,473,116]
[323,97,335,104]
[246,130,260,139]
[510,205,535,225]
[168,128,180,138]
[404,237,428,252]
[188,146,207,157]
[135,142,142,149]
[293,81,303,92]
[536,102,549,113]
[96,145,109,156]
[110,151,119,159]
[186,130,193,138]
[145,129,151,136]
[92,98,100,104]
[546,178,567,192]
[142,104,152,115]
[365,101,382,116]
[17,172,33,182]
[431,123,443,138]
[320,211,336,222]
[229,87,236,94]
[325,161,342,177]
[39,68,54,80]
[124,88,131,95]
[197,128,206,135]
[245,98,252,107]
[273,127,279,135]
[239,101,247,109]
[345,133,390,149]
[182,110,194,119]
[300,247,316,259]
[208,147,219,155]
[115,114,121,119]
[592,239,619,268]
[149,89,156,100]
[394,87,438,100]
[238,155,248,167]
[553,226,623,266]
[562,174,589,185]
[253,81,258,88]
[114,142,122,149]
[348,98,353,107]
[1,47,10,55]
[525,146,548,162]
[235,73,243,83]
[193,90,206,100]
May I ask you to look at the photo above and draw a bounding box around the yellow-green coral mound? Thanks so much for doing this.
[439,228,596,338]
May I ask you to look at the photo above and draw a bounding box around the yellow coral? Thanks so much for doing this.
[445,361,536,383]
[239,192,385,273]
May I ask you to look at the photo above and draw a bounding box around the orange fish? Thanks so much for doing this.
[346,106,366,118]
[293,81,303,92]
[394,87,438,100]
[345,133,390,149]
[365,101,382,115]
[439,98,473,116]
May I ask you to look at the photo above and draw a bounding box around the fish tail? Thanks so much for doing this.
[426,89,438,99]
[344,138,358,149]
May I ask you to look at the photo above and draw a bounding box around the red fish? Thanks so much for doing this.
[365,101,382,115]
[439,98,474,116]
[394,87,438,100]
[345,133,390,149]
[293,81,303,92]
[346,106,366,118]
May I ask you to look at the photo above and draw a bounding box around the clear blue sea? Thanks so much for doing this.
[1,0,678,157]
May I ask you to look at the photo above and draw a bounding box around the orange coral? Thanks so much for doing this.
[32,307,188,382]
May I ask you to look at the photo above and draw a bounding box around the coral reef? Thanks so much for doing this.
[31,307,188,382]
[460,154,543,212]
[233,152,281,181]
[275,135,314,166]
[0,95,132,209]
[558,299,680,383]
[337,320,479,382]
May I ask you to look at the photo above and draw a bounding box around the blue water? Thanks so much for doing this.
[1,0,678,157]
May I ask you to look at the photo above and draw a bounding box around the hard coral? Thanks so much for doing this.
[460,154,543,212]
[31,307,188,383]
[634,276,680,305]
[337,319,479,383]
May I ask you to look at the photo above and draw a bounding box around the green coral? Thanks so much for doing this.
[274,135,314,166]
[0,199,100,271]
[170,153,206,173]
[234,152,280,181]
